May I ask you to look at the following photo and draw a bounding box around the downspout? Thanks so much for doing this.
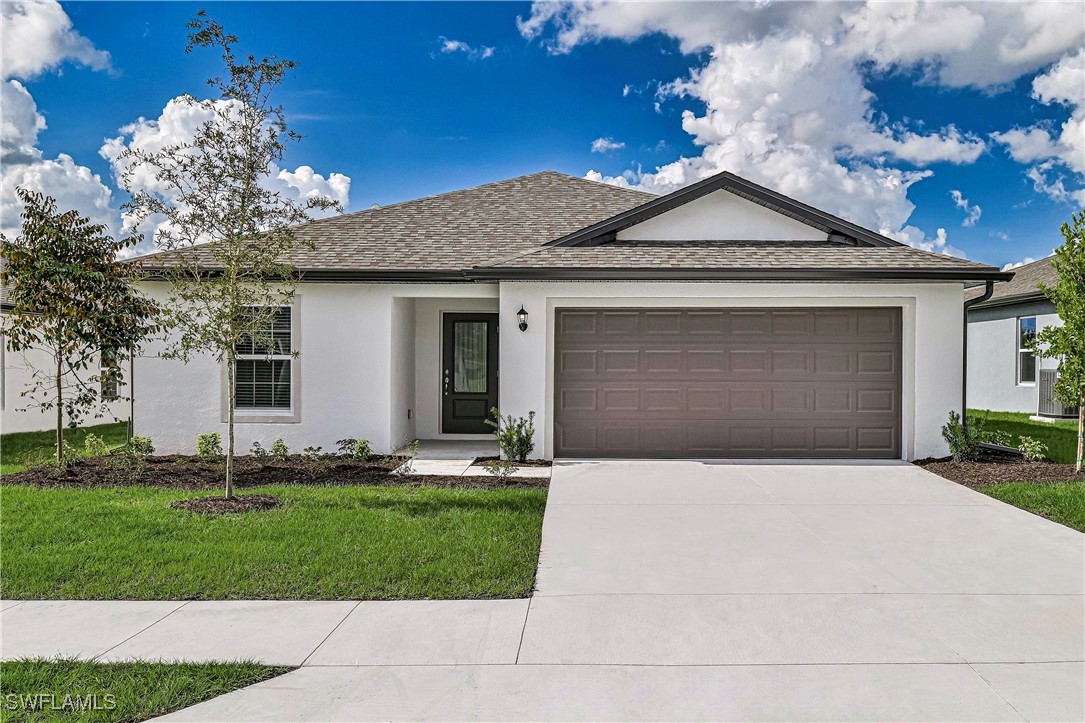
[961,280,995,419]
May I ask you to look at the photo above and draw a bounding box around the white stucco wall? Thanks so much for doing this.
[498,281,965,461]
[2,333,130,435]
[616,189,828,242]
[133,282,496,454]
[967,312,1060,413]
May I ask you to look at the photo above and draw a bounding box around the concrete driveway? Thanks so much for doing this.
[158,460,1083,721]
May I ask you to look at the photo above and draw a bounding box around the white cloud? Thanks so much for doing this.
[1002,257,1037,271]
[1,0,111,79]
[100,96,351,254]
[992,48,1084,205]
[0,1,117,241]
[590,136,625,153]
[520,1,1085,255]
[949,189,982,227]
[437,36,495,60]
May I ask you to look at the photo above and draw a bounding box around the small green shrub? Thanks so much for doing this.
[249,440,269,459]
[484,458,517,480]
[942,410,988,462]
[110,435,154,481]
[983,429,1013,447]
[485,409,536,462]
[269,439,289,461]
[83,433,111,458]
[391,437,420,474]
[196,433,223,461]
[302,446,324,460]
[1017,435,1048,463]
[336,438,373,460]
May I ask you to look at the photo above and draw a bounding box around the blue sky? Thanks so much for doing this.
[4,1,1084,268]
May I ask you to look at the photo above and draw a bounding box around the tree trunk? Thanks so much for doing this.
[1077,394,1083,474]
[54,353,62,462]
[225,353,235,498]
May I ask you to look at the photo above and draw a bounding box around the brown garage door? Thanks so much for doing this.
[554,307,902,458]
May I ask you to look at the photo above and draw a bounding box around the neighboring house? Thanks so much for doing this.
[0,285,129,434]
[966,255,1073,418]
[133,170,1009,460]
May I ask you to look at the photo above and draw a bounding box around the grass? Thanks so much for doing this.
[979,482,1085,533]
[0,422,129,476]
[0,484,547,600]
[0,658,287,723]
[969,409,1080,465]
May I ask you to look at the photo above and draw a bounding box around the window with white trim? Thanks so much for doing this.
[1017,316,1037,385]
[101,348,120,401]
[234,306,293,409]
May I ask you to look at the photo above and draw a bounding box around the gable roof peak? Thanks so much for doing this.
[545,169,902,249]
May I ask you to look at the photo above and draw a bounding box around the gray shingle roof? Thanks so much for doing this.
[965,255,1056,304]
[135,170,1008,281]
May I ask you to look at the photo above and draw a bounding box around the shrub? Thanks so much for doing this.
[269,439,289,461]
[983,429,1013,447]
[485,409,536,463]
[111,435,154,481]
[391,437,420,474]
[336,438,373,460]
[484,458,517,480]
[1017,436,1048,463]
[302,446,324,460]
[196,432,223,461]
[941,410,988,462]
[249,440,269,459]
[83,433,111,458]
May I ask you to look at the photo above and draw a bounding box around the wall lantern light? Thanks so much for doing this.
[516,305,529,332]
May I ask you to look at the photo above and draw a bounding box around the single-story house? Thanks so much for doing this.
[966,255,1075,419]
[132,170,1010,460]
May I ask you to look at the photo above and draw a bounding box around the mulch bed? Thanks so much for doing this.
[914,456,1084,489]
[2,455,548,490]
[172,493,282,515]
[472,456,552,468]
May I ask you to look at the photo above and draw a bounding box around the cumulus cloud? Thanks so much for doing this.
[1002,257,1037,271]
[100,96,351,254]
[590,136,625,153]
[949,190,982,227]
[0,0,111,79]
[992,48,1085,205]
[437,36,495,60]
[0,1,117,240]
[520,1,1085,254]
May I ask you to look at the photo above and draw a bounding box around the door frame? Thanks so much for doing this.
[441,312,499,434]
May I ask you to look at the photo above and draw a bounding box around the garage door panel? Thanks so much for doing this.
[554,308,902,458]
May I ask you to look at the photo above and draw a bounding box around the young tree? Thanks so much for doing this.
[118,12,340,497]
[0,190,161,464]
[1027,211,1085,472]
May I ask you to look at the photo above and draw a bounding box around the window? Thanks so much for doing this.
[234,306,293,410]
[1017,316,1037,385]
[101,348,121,401]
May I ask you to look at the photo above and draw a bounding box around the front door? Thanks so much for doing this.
[442,313,499,433]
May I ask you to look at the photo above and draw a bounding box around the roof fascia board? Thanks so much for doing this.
[545,171,902,249]
[968,291,1048,309]
[465,267,1014,282]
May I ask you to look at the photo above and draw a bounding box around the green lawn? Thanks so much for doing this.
[0,422,129,475]
[0,484,547,600]
[0,658,287,723]
[969,409,1080,465]
[979,482,1085,533]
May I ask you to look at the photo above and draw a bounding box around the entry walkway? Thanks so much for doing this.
[3,460,1082,721]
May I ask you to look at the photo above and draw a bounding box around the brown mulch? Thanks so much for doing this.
[472,456,552,468]
[1,455,548,490]
[914,456,1084,489]
[171,493,282,515]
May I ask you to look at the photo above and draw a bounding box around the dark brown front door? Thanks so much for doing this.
[554,307,902,458]
[442,313,499,434]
